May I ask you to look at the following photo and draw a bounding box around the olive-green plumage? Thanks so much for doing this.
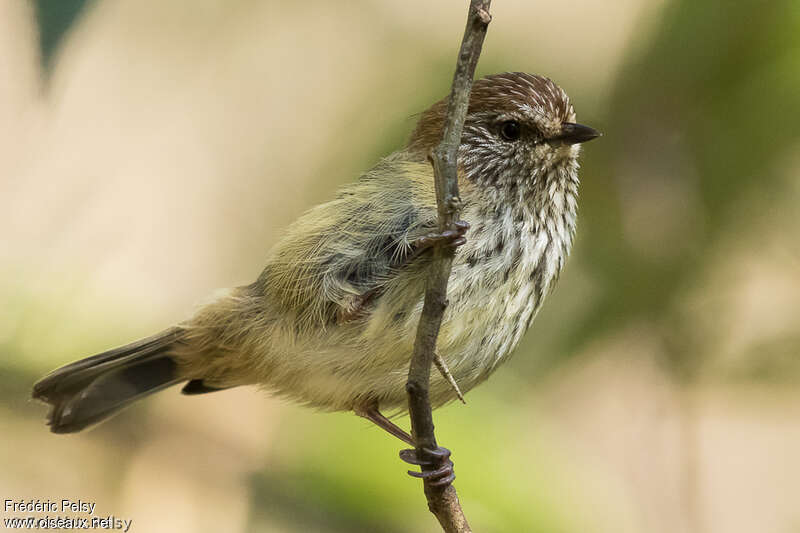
[33,72,598,433]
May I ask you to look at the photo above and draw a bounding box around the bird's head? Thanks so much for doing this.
[408,72,599,198]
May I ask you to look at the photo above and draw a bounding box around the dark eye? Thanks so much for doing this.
[499,120,521,141]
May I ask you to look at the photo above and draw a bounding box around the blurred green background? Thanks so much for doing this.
[2,1,799,532]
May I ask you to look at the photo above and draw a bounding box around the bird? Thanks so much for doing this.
[33,72,599,484]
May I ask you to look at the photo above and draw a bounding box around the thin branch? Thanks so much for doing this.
[434,351,466,404]
[405,1,492,532]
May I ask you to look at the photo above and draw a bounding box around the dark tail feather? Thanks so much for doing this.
[32,327,185,433]
[181,379,229,395]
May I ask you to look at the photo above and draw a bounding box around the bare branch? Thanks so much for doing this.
[405,1,492,531]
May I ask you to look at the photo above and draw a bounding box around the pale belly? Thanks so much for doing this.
[257,220,571,412]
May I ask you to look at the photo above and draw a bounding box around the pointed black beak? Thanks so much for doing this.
[550,122,602,145]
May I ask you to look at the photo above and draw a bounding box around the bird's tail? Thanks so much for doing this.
[32,327,186,433]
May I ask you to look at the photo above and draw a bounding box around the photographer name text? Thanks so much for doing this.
[3,500,132,531]
[6,500,96,515]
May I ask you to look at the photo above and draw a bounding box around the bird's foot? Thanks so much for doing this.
[337,287,381,324]
[399,446,455,488]
[354,403,455,488]
[412,221,470,251]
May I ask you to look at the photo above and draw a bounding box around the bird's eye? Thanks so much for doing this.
[499,120,521,141]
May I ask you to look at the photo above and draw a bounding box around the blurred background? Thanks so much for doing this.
[2,0,799,531]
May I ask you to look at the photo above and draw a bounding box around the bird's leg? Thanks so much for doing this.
[410,220,470,254]
[434,351,465,404]
[354,400,456,488]
[354,401,413,445]
[337,287,382,324]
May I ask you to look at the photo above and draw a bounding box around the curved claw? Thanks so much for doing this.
[407,460,453,479]
[399,446,456,488]
[399,448,427,466]
[427,471,456,487]
[412,221,470,252]
[422,446,451,461]
[448,237,467,248]
[399,446,451,466]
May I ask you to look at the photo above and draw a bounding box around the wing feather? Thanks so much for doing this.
[257,152,438,327]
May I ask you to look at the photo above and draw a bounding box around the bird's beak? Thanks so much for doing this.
[549,122,602,145]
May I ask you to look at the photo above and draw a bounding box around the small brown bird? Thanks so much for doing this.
[33,72,598,483]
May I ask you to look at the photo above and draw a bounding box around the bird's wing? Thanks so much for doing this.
[257,153,439,327]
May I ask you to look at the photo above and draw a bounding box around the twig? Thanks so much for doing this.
[405,1,491,532]
[434,351,466,404]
